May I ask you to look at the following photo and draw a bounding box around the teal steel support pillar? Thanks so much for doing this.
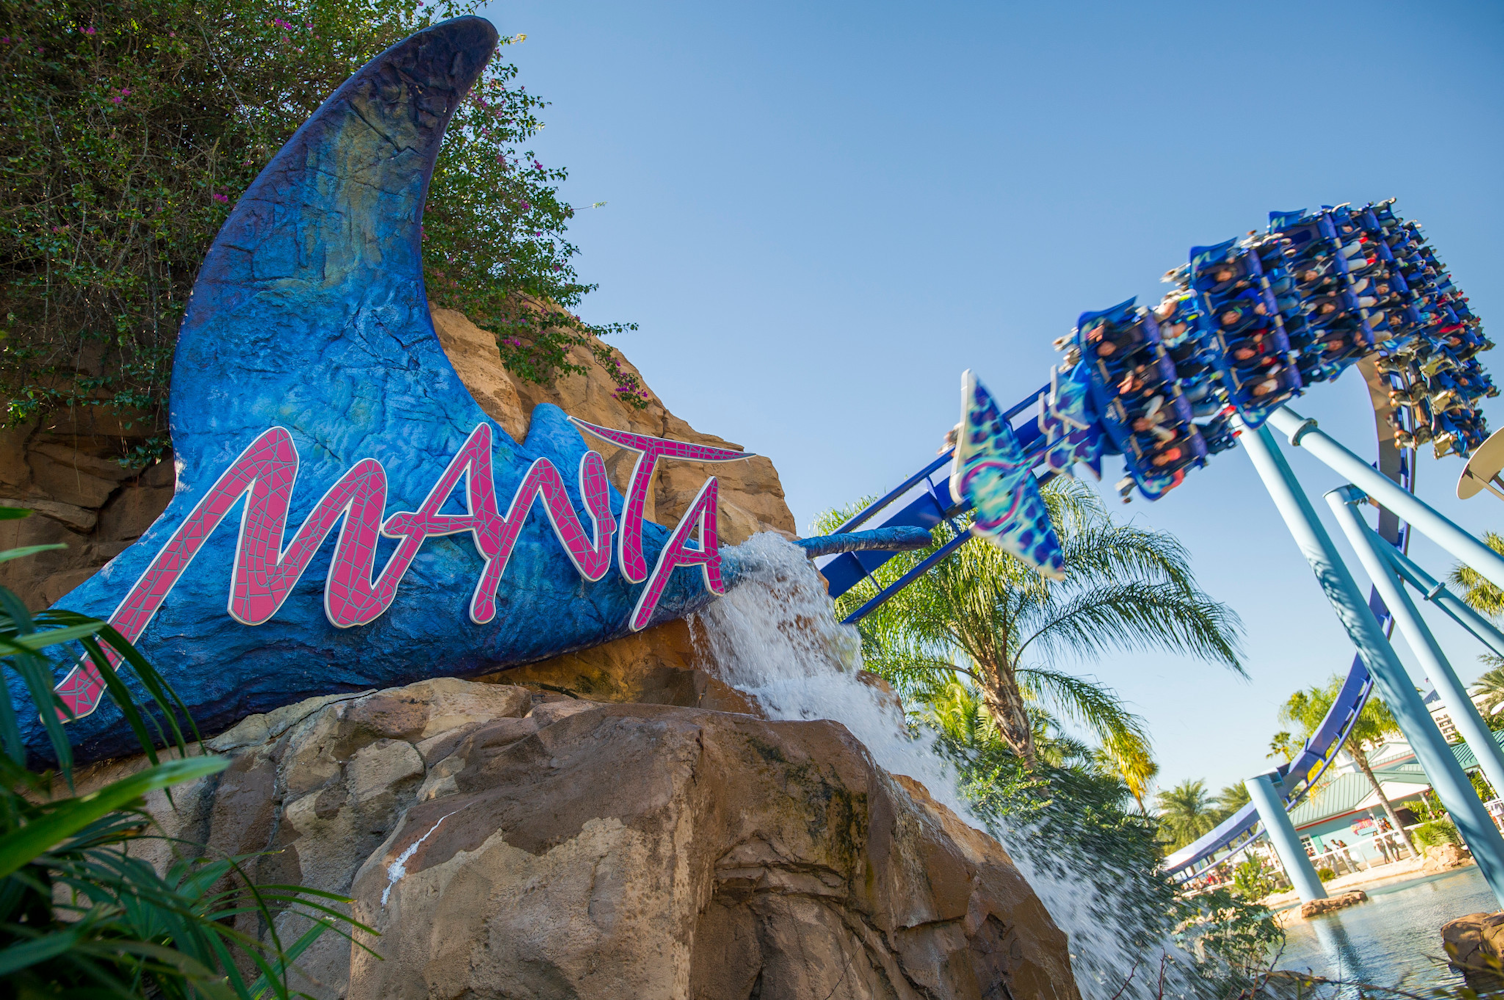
[1268,406,1504,594]
[1245,771,1325,902]
[1383,544,1504,661]
[1241,422,1504,906]
[1328,485,1504,804]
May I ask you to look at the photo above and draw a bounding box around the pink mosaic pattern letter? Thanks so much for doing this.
[629,477,725,631]
[568,417,748,584]
[462,454,618,621]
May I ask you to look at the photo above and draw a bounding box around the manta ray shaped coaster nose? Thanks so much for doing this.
[13,17,745,764]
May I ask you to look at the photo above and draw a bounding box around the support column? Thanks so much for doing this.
[1267,406,1504,594]
[1328,485,1504,807]
[1383,543,1504,660]
[1240,422,1504,907]
[1245,771,1325,902]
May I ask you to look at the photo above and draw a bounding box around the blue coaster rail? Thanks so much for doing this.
[818,200,1491,880]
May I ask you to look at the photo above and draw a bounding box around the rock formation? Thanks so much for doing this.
[0,306,795,611]
[1442,910,1504,990]
[87,678,1079,1000]
[1296,889,1367,920]
[1421,842,1472,872]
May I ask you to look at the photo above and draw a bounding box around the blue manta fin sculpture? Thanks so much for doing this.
[950,370,1065,579]
[12,17,762,763]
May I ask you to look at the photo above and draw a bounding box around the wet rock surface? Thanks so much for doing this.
[91,678,1078,1000]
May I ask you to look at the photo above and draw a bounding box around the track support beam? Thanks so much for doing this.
[1268,406,1504,594]
[1382,544,1504,661]
[1241,422,1504,907]
[1329,485,1504,812]
[1245,771,1326,902]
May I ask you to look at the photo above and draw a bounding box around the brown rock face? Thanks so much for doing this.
[0,408,174,609]
[1443,910,1504,980]
[480,618,760,716]
[0,307,795,611]
[98,679,1077,1000]
[1423,843,1472,872]
[429,307,796,543]
[1296,889,1367,920]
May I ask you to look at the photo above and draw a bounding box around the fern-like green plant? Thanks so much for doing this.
[0,508,373,998]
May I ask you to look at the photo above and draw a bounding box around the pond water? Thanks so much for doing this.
[1276,867,1495,993]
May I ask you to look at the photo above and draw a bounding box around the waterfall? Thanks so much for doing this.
[695,532,1206,1000]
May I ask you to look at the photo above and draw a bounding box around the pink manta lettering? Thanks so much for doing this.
[55,423,619,718]
[629,477,725,631]
[385,441,616,624]
[568,417,749,584]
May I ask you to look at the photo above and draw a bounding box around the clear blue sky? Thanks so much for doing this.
[473,0,1504,798]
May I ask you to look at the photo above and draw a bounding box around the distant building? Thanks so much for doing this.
[1284,729,1504,866]
[1425,688,1460,744]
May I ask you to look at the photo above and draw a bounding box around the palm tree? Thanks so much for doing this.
[1095,729,1159,813]
[829,478,1243,767]
[1472,662,1504,730]
[1281,676,1416,857]
[1213,781,1251,821]
[1267,731,1298,762]
[1450,532,1504,616]
[1156,778,1218,851]
[921,677,1098,769]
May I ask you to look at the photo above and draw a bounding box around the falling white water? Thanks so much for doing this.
[696,533,1205,1000]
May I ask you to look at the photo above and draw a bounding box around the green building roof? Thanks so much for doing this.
[1283,730,1504,829]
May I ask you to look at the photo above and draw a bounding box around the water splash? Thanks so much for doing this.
[699,533,1204,1000]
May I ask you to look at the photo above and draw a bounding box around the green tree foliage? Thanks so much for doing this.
[1213,781,1250,822]
[1450,531,1504,617]
[1155,778,1217,851]
[0,0,642,467]
[1230,855,1276,900]
[1280,676,1416,857]
[1411,793,1460,849]
[1471,661,1504,731]
[0,509,368,995]
[819,478,1243,768]
[1266,730,1298,762]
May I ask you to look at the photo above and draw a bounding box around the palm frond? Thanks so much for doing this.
[1450,532,1504,617]
[1016,582,1244,675]
[1016,665,1148,746]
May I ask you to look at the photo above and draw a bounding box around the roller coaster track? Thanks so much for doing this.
[819,360,1417,882]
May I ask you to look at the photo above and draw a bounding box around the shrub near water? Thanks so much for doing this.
[0,0,643,468]
[1414,820,1461,849]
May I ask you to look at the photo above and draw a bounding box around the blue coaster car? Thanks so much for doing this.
[1267,210,1376,382]
[1189,240,1301,425]
[1078,298,1206,497]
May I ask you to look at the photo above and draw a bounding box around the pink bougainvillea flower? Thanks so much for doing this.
[82,26,97,35]
[211,192,230,204]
